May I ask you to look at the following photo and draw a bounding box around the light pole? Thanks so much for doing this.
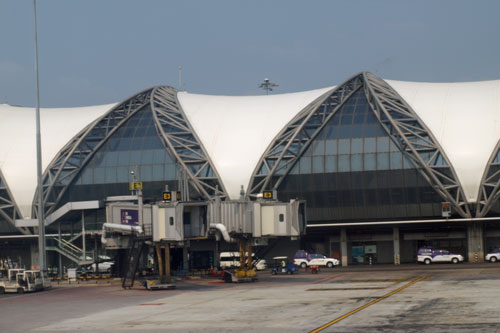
[258,78,279,95]
[178,66,182,90]
[33,0,46,272]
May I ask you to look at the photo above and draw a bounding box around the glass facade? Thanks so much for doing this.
[64,104,183,203]
[0,181,18,233]
[278,89,442,221]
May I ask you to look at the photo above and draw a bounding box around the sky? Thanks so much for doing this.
[1,0,499,107]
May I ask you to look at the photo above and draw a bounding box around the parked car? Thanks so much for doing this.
[89,261,113,273]
[294,250,311,268]
[485,248,500,262]
[308,254,339,268]
[417,247,464,264]
[294,251,339,268]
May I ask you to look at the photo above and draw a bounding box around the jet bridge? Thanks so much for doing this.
[152,198,306,243]
[102,194,306,247]
[102,192,306,284]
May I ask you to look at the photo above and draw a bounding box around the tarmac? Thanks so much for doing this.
[1,263,500,332]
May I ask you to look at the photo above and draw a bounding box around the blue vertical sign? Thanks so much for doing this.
[120,209,139,226]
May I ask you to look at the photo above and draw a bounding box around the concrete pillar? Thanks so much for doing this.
[340,228,348,267]
[58,222,63,278]
[467,222,484,263]
[393,227,400,265]
[30,242,39,269]
[94,235,99,274]
[81,211,86,261]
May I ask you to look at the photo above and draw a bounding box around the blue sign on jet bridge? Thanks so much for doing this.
[120,209,139,226]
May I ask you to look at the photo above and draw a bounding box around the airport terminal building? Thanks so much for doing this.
[2,71,500,270]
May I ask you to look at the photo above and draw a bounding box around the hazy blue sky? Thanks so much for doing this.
[1,0,499,107]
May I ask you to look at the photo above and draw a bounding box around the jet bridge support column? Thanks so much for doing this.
[155,243,172,283]
[235,238,256,279]
[155,244,164,282]
[164,244,171,281]
[246,243,253,271]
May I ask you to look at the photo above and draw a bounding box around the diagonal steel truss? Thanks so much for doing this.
[247,73,364,196]
[0,169,30,234]
[248,72,470,218]
[151,86,227,200]
[32,88,153,218]
[363,72,470,218]
[475,141,500,217]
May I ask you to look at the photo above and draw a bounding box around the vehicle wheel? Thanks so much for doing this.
[424,258,431,265]
[452,258,459,264]
[490,257,498,263]
[327,262,333,268]
[17,288,24,294]
[300,262,307,269]
[0,287,4,294]
[272,270,277,275]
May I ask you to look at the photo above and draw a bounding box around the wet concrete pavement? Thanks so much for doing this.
[1,264,500,332]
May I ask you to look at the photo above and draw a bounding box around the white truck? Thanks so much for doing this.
[417,248,464,264]
[294,253,339,268]
[0,268,50,293]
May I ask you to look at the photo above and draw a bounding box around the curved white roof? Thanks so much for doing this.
[387,79,500,202]
[0,103,114,218]
[177,88,333,199]
[2,77,500,222]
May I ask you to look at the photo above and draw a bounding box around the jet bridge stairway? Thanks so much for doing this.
[46,237,94,266]
[251,238,280,269]
[121,236,149,289]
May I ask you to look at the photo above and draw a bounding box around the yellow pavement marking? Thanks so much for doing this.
[337,278,410,283]
[310,275,426,333]
[307,287,387,291]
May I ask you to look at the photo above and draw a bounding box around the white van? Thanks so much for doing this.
[219,252,267,270]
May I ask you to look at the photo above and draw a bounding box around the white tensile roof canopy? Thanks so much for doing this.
[177,87,333,200]
[1,77,500,220]
[387,79,500,203]
[0,103,114,218]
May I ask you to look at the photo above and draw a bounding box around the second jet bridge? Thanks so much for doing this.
[152,199,306,243]
[152,201,208,242]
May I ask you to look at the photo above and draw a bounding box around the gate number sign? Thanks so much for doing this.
[263,191,273,199]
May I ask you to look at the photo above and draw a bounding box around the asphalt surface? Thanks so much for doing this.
[1,263,500,332]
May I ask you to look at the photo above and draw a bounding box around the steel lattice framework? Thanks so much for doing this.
[33,86,227,217]
[476,142,500,217]
[248,72,471,218]
[33,88,153,218]
[363,72,470,218]
[0,169,29,234]
[151,86,226,200]
[247,73,364,196]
